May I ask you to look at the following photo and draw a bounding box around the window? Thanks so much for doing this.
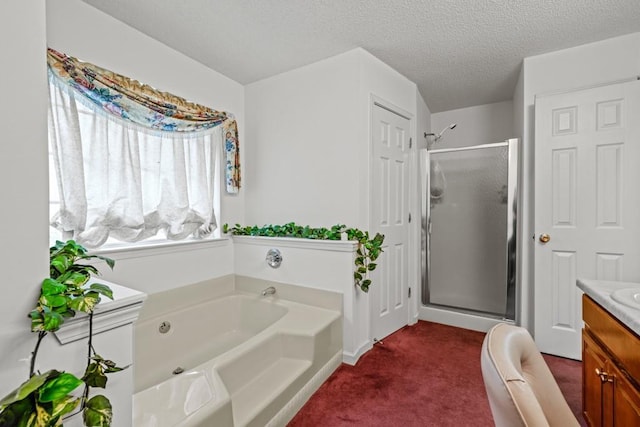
[47,48,238,250]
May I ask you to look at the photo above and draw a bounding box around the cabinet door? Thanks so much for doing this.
[583,331,608,426]
[608,361,640,426]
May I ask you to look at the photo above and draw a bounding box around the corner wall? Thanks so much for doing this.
[244,50,361,227]
[245,47,424,332]
[0,0,49,396]
[413,91,432,320]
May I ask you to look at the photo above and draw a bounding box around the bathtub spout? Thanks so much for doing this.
[261,286,276,296]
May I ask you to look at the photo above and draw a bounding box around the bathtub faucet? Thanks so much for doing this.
[261,286,276,296]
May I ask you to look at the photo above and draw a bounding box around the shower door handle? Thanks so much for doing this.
[539,233,551,243]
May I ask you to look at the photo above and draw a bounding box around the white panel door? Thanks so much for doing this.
[371,103,410,341]
[534,80,640,359]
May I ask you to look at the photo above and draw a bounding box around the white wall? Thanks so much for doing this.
[245,50,361,227]
[46,0,246,294]
[0,0,49,396]
[431,100,514,149]
[520,32,640,333]
[245,48,419,230]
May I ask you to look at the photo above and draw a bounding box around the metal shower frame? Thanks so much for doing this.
[420,138,519,321]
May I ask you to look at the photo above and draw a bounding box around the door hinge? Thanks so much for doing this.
[408,287,412,298]
[408,213,412,223]
[409,138,412,149]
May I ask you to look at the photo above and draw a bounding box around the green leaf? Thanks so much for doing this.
[0,371,55,409]
[41,278,67,296]
[0,396,35,427]
[95,255,115,270]
[367,263,377,271]
[30,310,44,332]
[35,403,52,426]
[92,356,129,374]
[39,294,68,308]
[50,395,80,423]
[88,283,114,300]
[38,373,83,403]
[68,264,99,276]
[83,395,113,427]
[58,271,90,287]
[69,292,100,313]
[83,363,108,389]
[42,309,64,331]
[50,255,72,275]
[104,365,126,374]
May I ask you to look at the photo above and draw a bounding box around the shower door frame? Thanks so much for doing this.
[420,138,519,323]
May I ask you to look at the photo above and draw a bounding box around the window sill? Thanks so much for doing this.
[90,237,231,261]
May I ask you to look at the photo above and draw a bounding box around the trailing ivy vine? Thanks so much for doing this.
[223,223,385,292]
[0,240,125,427]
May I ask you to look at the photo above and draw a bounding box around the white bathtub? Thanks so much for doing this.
[133,282,342,427]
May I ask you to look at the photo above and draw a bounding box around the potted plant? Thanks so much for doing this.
[0,240,126,426]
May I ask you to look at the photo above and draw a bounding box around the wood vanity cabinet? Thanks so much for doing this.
[582,295,640,426]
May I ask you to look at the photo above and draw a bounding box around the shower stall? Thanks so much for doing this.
[420,139,519,328]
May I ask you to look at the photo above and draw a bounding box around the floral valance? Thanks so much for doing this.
[47,48,240,193]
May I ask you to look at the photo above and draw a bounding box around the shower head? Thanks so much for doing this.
[424,123,457,145]
[435,123,457,141]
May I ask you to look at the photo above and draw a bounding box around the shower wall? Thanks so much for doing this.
[431,101,514,149]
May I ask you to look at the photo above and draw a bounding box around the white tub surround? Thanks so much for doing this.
[232,235,372,364]
[51,279,146,427]
[135,294,288,392]
[133,275,342,426]
[577,279,640,335]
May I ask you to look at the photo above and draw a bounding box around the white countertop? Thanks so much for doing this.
[577,279,640,336]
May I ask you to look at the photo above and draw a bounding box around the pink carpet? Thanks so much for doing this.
[288,321,583,426]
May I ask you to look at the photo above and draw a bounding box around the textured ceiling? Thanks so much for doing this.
[82,0,640,112]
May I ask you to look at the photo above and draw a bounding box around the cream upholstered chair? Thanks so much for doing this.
[480,323,579,427]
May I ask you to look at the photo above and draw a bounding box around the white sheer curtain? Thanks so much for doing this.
[48,76,220,248]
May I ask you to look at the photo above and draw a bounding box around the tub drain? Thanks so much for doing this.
[158,321,171,333]
[172,367,184,375]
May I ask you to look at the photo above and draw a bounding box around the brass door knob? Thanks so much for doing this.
[539,233,551,243]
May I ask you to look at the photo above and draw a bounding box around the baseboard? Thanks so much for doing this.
[342,341,373,365]
[419,306,513,332]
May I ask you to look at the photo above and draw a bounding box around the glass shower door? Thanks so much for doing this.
[422,140,517,320]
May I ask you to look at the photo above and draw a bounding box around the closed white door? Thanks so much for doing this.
[371,102,410,341]
[534,80,640,359]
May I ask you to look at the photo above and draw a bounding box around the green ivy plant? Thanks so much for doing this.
[0,240,126,427]
[223,223,385,292]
